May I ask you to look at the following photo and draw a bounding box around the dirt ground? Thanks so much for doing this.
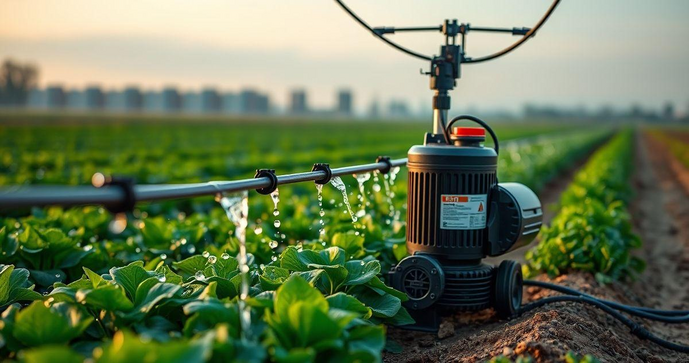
[383,131,689,362]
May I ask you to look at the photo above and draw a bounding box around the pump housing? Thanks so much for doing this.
[389,125,543,331]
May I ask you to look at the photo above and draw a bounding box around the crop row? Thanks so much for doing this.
[524,130,643,283]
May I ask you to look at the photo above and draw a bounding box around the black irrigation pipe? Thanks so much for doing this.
[0,157,407,211]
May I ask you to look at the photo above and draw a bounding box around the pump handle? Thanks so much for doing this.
[445,115,499,155]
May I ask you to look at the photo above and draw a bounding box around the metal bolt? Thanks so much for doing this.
[431,268,437,275]
[430,293,436,299]
[413,303,418,309]
[412,259,417,263]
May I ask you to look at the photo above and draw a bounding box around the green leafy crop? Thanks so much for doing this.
[525,130,644,282]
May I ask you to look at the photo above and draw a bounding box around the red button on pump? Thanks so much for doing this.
[453,127,486,137]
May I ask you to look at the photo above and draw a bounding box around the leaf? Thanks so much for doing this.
[275,275,328,319]
[83,267,105,288]
[28,269,65,287]
[260,266,290,291]
[355,289,402,318]
[122,281,181,322]
[347,324,386,359]
[344,260,381,286]
[96,330,212,363]
[331,233,365,259]
[109,261,155,300]
[173,255,208,276]
[12,301,93,346]
[365,276,408,302]
[76,283,134,312]
[326,292,372,319]
[20,345,84,363]
[0,265,42,307]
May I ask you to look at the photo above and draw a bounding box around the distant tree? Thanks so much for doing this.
[0,59,39,107]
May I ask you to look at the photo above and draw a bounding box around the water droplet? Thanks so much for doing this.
[135,247,141,253]
[273,209,280,216]
[269,240,278,249]
[254,226,263,235]
[83,245,93,252]
[273,220,281,228]
[319,210,325,217]
[360,261,366,266]
[160,254,167,260]
[188,245,196,254]
[372,184,381,192]
[355,231,360,236]
[221,253,230,260]
[202,251,210,258]
[179,238,187,245]
[321,241,327,246]
[271,255,278,262]
[194,271,206,281]
[54,273,61,278]
[157,275,167,283]
[208,255,217,264]
[296,242,303,251]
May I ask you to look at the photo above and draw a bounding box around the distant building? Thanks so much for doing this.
[289,89,308,114]
[105,90,125,111]
[46,86,67,109]
[123,86,143,111]
[336,89,353,116]
[387,99,411,119]
[84,86,105,110]
[143,90,163,112]
[27,89,46,109]
[662,102,675,120]
[66,89,85,109]
[222,92,240,114]
[186,91,205,114]
[367,99,381,119]
[200,88,221,113]
[240,89,269,114]
[162,87,182,112]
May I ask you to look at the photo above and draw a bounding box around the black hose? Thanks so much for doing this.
[333,0,432,61]
[525,280,689,322]
[465,0,562,64]
[520,295,689,353]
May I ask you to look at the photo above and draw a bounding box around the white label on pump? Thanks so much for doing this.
[440,194,487,230]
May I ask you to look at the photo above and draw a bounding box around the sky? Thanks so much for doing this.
[1,0,688,114]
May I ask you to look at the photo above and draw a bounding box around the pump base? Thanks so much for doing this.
[389,255,523,332]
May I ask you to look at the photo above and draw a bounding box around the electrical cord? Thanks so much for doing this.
[445,115,500,155]
[519,295,689,353]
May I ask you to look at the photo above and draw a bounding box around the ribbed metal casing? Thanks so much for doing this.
[406,144,497,260]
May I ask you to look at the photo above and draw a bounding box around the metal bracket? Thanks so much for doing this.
[376,156,392,174]
[311,163,333,185]
[254,169,278,195]
[93,174,136,214]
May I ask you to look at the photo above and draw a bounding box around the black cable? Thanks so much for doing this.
[438,111,451,145]
[445,115,500,155]
[525,280,689,323]
[334,0,432,61]
[464,0,561,64]
[520,295,689,353]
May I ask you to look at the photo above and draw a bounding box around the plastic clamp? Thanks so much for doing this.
[376,156,392,174]
[311,163,332,185]
[254,169,278,195]
[93,174,136,214]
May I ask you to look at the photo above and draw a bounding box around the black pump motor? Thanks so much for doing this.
[389,122,543,331]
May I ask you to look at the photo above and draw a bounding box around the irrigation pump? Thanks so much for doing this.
[389,123,542,331]
[335,0,560,331]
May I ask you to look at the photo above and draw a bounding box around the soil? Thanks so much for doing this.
[383,131,689,363]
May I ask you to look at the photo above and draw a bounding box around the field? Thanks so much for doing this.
[1,113,688,362]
